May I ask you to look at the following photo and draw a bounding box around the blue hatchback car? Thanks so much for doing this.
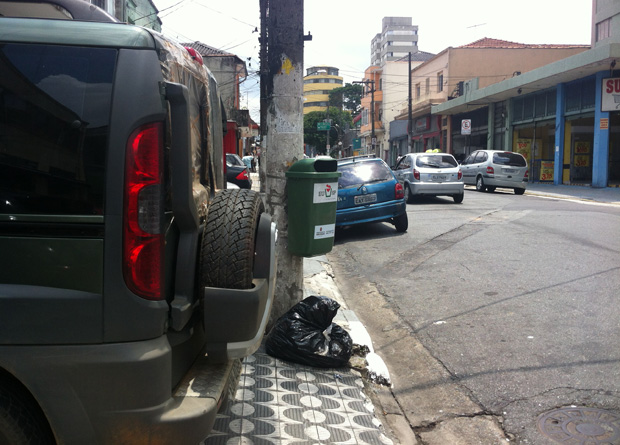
[336,156,408,232]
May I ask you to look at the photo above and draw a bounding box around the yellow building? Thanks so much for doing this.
[303,66,343,114]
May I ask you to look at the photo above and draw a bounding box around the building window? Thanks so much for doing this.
[437,72,444,93]
[425,78,430,95]
[415,83,421,100]
[597,18,611,42]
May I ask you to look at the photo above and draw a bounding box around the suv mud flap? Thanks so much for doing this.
[202,213,277,362]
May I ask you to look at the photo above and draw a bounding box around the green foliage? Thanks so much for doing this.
[329,83,363,116]
[304,107,354,155]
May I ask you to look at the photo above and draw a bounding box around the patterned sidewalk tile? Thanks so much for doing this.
[203,349,393,445]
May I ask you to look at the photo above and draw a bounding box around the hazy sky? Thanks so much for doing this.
[152,0,593,122]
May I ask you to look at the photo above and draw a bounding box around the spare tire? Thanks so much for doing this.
[200,189,264,289]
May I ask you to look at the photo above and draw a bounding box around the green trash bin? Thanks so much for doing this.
[285,157,341,257]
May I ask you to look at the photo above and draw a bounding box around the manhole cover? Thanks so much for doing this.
[538,407,620,444]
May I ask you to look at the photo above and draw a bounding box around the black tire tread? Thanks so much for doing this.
[0,378,54,445]
[200,189,263,290]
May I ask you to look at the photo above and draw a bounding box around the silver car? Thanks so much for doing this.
[393,152,464,203]
[461,150,528,194]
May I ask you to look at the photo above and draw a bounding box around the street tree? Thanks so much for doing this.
[304,107,353,155]
[328,83,363,115]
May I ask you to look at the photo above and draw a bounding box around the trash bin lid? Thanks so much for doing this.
[285,157,341,179]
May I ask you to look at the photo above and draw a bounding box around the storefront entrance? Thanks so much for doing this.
[567,117,594,185]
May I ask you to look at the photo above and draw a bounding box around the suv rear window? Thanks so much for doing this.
[338,160,393,189]
[416,155,457,169]
[493,152,526,167]
[0,43,116,215]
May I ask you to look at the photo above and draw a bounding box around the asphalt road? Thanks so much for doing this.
[327,186,620,444]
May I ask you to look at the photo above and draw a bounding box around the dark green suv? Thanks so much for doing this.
[0,3,276,443]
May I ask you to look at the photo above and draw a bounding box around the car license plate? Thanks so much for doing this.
[354,193,377,205]
[503,168,516,173]
[431,174,447,182]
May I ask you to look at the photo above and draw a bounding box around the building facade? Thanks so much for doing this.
[303,66,344,114]
[90,0,162,31]
[391,39,589,160]
[184,42,252,156]
[359,67,383,156]
[371,17,418,66]
[433,0,620,188]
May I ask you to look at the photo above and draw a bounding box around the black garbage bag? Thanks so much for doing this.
[265,295,353,368]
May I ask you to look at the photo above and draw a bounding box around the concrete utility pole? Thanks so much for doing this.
[259,0,305,324]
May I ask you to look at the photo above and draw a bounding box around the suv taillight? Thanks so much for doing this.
[524,169,529,179]
[486,166,494,175]
[413,168,420,180]
[123,123,164,300]
[458,169,463,180]
[395,182,404,199]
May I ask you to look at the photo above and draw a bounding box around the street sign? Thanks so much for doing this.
[461,119,471,135]
[317,122,331,131]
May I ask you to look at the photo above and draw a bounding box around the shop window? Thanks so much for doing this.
[565,78,595,113]
[535,94,546,118]
[547,91,556,115]
[512,97,524,121]
[523,96,534,120]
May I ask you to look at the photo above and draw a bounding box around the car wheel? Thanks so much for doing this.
[475,176,486,192]
[404,183,414,204]
[486,186,496,193]
[200,188,263,289]
[514,188,525,195]
[393,212,408,232]
[452,193,464,203]
[0,379,54,445]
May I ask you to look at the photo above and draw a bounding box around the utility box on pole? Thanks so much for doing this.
[260,0,306,324]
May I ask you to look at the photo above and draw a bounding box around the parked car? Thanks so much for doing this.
[0,2,276,443]
[226,153,252,189]
[393,152,464,203]
[461,150,529,194]
[336,156,408,232]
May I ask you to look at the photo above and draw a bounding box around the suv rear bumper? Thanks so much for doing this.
[0,337,238,444]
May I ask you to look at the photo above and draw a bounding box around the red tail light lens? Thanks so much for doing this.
[413,168,420,180]
[236,169,249,180]
[123,122,164,300]
[395,182,405,199]
[458,169,463,180]
[524,169,529,179]
[486,166,494,175]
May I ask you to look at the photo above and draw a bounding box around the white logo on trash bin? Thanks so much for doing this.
[313,182,338,204]
[314,223,335,239]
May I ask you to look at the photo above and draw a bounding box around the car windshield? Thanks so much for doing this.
[416,155,457,169]
[338,161,393,189]
[493,152,526,167]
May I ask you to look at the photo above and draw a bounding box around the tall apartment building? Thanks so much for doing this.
[303,66,344,114]
[371,17,418,66]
